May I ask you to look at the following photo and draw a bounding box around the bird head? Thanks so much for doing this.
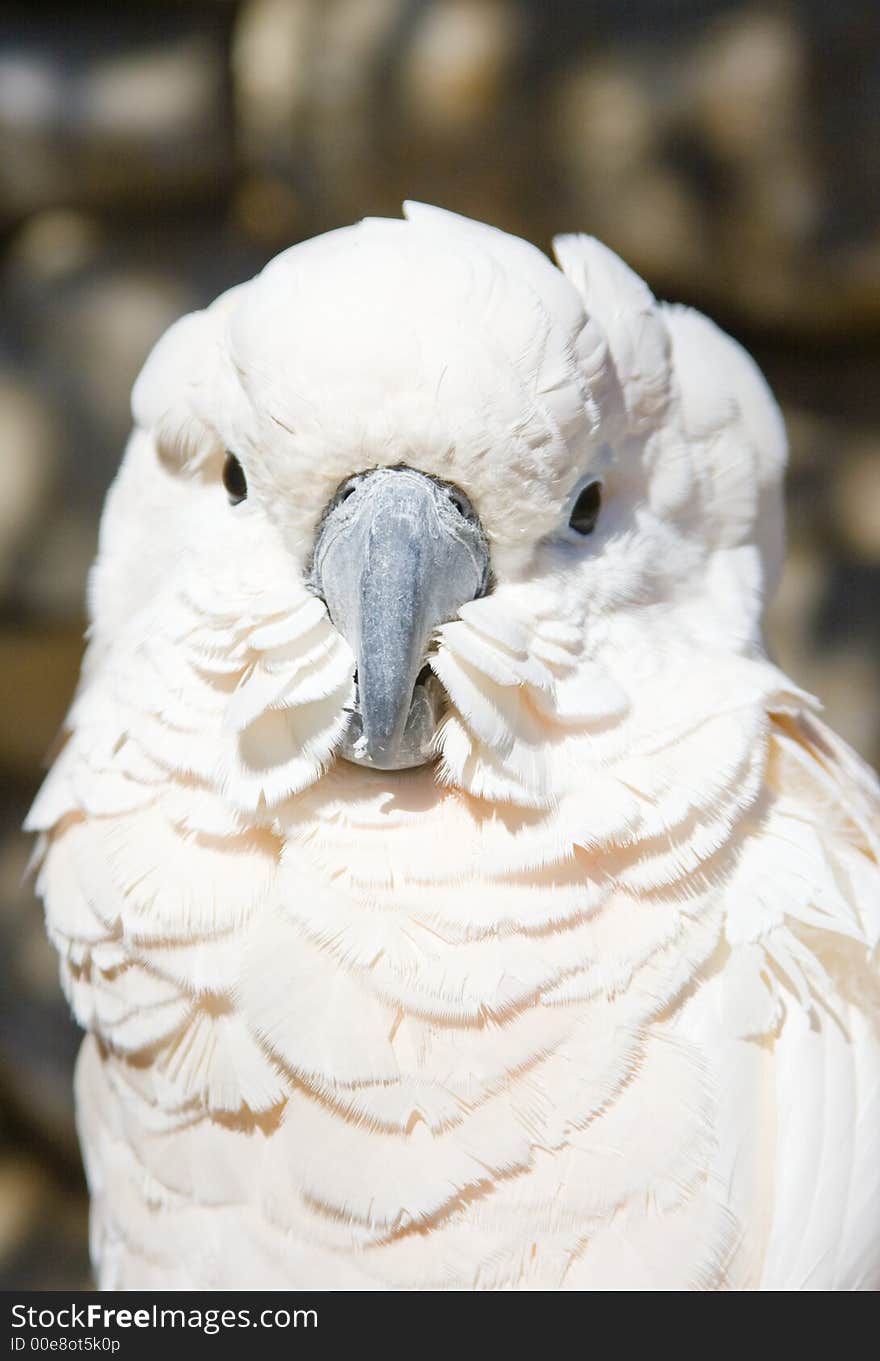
[93,203,787,812]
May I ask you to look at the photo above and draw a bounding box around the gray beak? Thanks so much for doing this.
[310,465,490,770]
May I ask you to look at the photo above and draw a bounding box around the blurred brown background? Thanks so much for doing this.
[1,0,878,1289]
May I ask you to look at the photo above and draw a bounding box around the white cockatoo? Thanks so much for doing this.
[27,204,880,1291]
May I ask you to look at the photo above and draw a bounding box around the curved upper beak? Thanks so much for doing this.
[310,466,490,770]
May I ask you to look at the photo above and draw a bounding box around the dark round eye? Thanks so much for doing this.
[569,480,602,535]
[223,451,247,505]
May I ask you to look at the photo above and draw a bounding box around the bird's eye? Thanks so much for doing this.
[223,452,247,505]
[569,481,602,535]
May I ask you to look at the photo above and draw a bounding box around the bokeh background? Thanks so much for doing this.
[1,0,878,1289]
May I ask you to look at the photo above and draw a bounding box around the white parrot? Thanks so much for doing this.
[27,203,880,1291]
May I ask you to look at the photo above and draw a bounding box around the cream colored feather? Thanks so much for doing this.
[27,203,880,1290]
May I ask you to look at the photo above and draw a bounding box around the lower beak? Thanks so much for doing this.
[310,466,489,769]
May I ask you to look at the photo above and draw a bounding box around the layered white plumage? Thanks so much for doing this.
[27,204,880,1290]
